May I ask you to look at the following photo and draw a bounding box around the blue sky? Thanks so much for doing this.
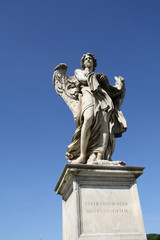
[0,0,160,239]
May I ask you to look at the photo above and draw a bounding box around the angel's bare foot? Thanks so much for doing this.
[96,152,102,160]
[71,155,86,164]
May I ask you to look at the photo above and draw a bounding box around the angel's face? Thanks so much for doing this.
[83,55,94,69]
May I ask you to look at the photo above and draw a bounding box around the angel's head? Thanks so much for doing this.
[81,53,97,71]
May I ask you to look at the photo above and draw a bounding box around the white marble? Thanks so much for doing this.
[55,164,147,240]
[53,53,127,165]
[81,185,141,234]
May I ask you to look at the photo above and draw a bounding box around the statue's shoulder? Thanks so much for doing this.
[74,69,86,81]
[75,68,83,75]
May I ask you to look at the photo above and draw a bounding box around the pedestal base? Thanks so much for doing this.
[55,164,147,240]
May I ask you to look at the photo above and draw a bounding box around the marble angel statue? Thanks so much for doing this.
[53,53,127,165]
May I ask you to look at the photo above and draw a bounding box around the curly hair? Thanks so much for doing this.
[81,53,97,71]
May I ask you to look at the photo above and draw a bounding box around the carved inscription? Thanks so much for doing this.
[80,187,141,234]
[84,201,129,214]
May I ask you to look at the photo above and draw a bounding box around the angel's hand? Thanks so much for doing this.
[114,76,125,90]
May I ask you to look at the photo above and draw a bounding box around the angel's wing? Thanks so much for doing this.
[53,63,80,119]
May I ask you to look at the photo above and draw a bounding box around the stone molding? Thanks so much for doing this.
[55,164,146,240]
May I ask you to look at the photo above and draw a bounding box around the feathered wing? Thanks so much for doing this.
[53,63,80,120]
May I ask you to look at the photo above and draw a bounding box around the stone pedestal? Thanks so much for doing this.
[55,164,147,240]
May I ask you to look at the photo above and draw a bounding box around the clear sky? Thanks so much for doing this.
[0,0,160,239]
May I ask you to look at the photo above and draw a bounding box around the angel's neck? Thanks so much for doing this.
[84,67,93,74]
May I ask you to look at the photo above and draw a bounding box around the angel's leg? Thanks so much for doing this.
[73,106,94,164]
[96,111,110,160]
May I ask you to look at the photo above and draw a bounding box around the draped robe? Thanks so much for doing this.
[65,71,127,162]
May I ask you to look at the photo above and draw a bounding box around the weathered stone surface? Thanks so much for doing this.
[55,164,147,240]
[53,53,127,165]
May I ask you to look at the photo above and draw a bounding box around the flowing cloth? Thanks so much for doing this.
[65,73,127,162]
